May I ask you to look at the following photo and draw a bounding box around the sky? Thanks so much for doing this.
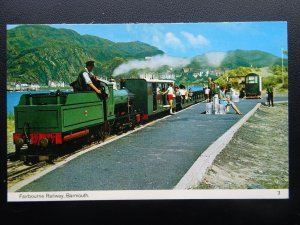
[7,22,287,59]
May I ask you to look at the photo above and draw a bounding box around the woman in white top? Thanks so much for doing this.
[219,86,242,115]
[162,83,175,114]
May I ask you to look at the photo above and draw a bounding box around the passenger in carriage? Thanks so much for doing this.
[175,86,181,109]
[185,88,189,102]
[219,86,242,115]
[156,84,162,105]
[175,86,180,97]
[188,88,193,101]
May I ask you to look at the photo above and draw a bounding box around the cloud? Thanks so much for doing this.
[165,32,185,50]
[112,54,191,76]
[181,31,210,46]
[152,35,161,48]
[204,52,227,67]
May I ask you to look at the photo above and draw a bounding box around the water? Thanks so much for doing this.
[187,86,204,92]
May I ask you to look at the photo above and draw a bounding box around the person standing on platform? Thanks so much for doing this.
[179,84,186,104]
[267,84,274,107]
[208,77,215,101]
[204,86,210,102]
[161,83,176,115]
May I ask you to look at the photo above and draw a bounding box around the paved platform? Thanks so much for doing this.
[15,98,276,192]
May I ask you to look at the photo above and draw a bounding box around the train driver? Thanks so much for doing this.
[70,60,102,94]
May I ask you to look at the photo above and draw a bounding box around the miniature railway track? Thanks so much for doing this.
[7,135,118,186]
[8,161,47,181]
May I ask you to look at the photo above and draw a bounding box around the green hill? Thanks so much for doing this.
[190,49,287,69]
[221,49,287,68]
[7,25,164,84]
[7,25,287,87]
[175,50,287,87]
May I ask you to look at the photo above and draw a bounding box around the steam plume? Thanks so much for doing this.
[112,55,191,76]
[204,52,227,67]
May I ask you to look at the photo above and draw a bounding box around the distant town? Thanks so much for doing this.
[6,67,228,92]
[139,68,226,80]
[7,80,66,92]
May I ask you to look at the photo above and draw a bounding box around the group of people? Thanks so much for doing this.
[176,85,193,103]
[204,77,243,115]
[159,81,243,115]
[157,83,194,115]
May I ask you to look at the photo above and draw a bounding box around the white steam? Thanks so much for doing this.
[112,55,191,76]
[204,52,227,67]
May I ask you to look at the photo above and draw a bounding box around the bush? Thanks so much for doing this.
[262,76,277,89]
[7,112,15,121]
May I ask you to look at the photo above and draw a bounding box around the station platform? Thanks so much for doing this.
[15,98,273,191]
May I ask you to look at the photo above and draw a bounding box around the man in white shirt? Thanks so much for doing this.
[71,61,101,94]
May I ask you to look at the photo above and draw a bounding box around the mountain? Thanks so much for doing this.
[7,25,287,86]
[190,49,287,69]
[175,50,288,86]
[7,25,164,84]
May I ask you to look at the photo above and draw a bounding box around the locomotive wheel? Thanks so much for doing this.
[130,117,136,130]
[99,123,111,141]
[115,122,123,134]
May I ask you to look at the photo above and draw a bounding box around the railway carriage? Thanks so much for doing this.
[122,78,204,118]
[122,78,175,120]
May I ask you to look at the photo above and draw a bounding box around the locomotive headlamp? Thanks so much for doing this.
[39,138,49,148]
[14,138,24,147]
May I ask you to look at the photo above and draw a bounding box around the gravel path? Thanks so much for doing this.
[196,103,288,189]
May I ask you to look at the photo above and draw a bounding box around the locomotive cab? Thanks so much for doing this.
[95,79,115,120]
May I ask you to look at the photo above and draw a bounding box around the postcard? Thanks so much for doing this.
[6,22,288,201]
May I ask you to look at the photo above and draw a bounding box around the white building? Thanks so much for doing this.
[48,80,65,87]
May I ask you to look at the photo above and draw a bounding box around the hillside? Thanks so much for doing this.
[190,50,287,70]
[7,25,287,86]
[174,50,287,87]
[7,25,164,84]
